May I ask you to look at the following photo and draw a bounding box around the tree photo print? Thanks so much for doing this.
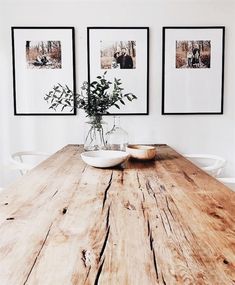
[26,40,62,69]
[176,40,211,69]
[100,40,136,69]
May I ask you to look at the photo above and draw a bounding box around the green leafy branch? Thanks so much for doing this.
[44,72,137,116]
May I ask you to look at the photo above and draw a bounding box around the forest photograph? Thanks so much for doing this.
[26,41,62,69]
[176,40,211,69]
[100,40,136,69]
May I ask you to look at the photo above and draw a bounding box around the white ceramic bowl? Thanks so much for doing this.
[126,145,157,160]
[81,150,129,168]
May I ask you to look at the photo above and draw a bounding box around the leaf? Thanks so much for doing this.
[114,104,120,109]
[126,95,132,101]
[120,99,125,105]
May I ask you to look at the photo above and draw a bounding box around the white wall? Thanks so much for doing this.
[1,0,235,186]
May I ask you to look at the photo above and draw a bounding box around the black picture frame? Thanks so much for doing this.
[87,27,149,115]
[12,26,76,116]
[162,26,225,115]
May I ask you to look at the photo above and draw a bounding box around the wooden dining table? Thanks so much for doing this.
[0,144,234,285]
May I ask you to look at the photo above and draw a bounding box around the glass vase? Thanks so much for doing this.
[84,116,108,151]
[106,116,128,151]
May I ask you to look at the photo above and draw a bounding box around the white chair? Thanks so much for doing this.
[184,154,226,177]
[11,151,49,175]
[218,177,235,192]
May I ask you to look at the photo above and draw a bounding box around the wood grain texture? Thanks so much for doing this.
[0,144,234,285]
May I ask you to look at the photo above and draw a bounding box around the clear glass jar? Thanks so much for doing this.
[106,116,128,151]
[84,116,108,151]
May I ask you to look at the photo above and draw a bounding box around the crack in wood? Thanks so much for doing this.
[23,223,52,285]
[94,258,105,285]
[102,172,113,211]
[81,250,92,268]
[99,226,110,262]
[162,273,167,285]
[182,171,196,186]
[162,209,173,233]
[223,258,229,265]
[82,166,87,173]
[209,211,223,220]
[124,201,136,210]
[159,184,166,192]
[165,197,192,243]
[148,225,159,280]
[120,171,124,184]
[83,266,91,284]
[216,204,224,209]
[147,219,151,236]
[159,214,168,236]
[146,179,158,206]
[136,172,141,187]
[165,196,175,221]
[62,207,68,215]
[51,189,59,198]
[136,172,146,202]
[141,201,146,220]
[106,204,111,230]
[146,180,153,194]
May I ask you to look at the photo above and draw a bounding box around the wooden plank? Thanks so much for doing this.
[0,144,234,285]
[0,145,86,284]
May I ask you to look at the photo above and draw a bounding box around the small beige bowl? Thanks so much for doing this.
[126,145,157,160]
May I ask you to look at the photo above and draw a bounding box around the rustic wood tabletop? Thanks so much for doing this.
[0,144,234,285]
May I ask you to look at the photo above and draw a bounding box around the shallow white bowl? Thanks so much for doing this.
[81,150,129,168]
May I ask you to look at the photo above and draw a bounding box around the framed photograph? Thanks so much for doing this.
[162,26,225,115]
[12,27,76,115]
[87,27,149,115]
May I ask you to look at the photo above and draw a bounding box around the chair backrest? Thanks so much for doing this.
[11,151,49,175]
[184,154,226,177]
[218,177,235,192]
